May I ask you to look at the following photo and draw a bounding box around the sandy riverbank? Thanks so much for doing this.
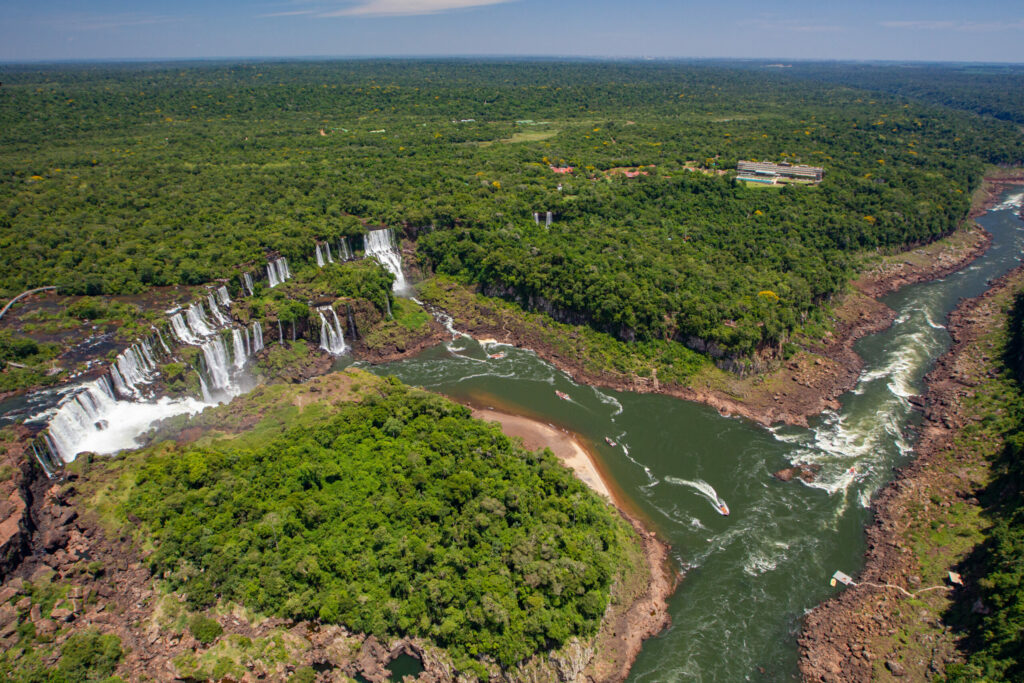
[471,407,613,499]
[470,406,675,683]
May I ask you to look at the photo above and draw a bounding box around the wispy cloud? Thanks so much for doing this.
[257,9,319,17]
[880,19,1024,32]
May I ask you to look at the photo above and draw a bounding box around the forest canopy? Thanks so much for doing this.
[2,60,1021,358]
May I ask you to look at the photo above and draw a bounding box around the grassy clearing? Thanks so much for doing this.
[476,128,560,147]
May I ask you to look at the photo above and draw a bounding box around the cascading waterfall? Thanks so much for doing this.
[217,285,232,307]
[346,306,358,340]
[384,295,393,320]
[533,212,540,225]
[266,257,291,288]
[201,337,233,392]
[112,344,156,397]
[154,327,172,355]
[242,273,254,297]
[197,372,212,403]
[326,242,334,263]
[208,294,230,326]
[316,243,326,268]
[42,375,206,463]
[170,313,201,345]
[231,329,248,370]
[317,307,348,355]
[339,238,352,261]
[187,303,214,337]
[252,321,264,353]
[364,228,409,294]
[546,211,553,227]
[278,320,284,344]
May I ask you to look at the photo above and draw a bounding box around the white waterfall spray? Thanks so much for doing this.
[339,238,352,261]
[170,313,201,345]
[242,273,254,297]
[208,294,230,326]
[546,211,553,227]
[112,344,156,397]
[266,257,291,288]
[217,285,231,307]
[154,327,172,355]
[41,375,206,463]
[364,228,409,295]
[316,244,326,268]
[231,329,248,370]
[201,337,233,393]
[326,242,334,263]
[317,307,348,355]
[252,321,264,353]
[278,320,284,344]
[187,303,214,337]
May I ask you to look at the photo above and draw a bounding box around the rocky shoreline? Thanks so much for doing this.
[425,223,991,429]
[798,263,1024,681]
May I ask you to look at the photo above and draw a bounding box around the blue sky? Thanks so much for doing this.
[2,0,1022,63]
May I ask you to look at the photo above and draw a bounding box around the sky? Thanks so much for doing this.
[1,0,1022,63]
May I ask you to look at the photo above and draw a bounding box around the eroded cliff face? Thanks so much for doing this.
[0,427,37,580]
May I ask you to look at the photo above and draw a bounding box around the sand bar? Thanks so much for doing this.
[471,407,613,499]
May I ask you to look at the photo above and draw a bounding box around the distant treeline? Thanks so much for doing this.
[2,61,1022,359]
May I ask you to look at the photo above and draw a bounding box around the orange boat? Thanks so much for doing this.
[717,501,730,516]
[488,352,506,360]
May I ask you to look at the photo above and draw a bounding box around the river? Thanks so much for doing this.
[360,186,1024,681]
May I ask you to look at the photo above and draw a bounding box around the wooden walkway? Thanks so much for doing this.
[0,286,57,322]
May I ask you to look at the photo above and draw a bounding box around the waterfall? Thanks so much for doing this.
[187,303,214,337]
[139,340,158,367]
[252,322,264,354]
[208,294,230,326]
[201,337,233,392]
[267,257,291,288]
[155,327,172,355]
[346,305,358,340]
[318,307,348,355]
[534,212,540,225]
[42,375,206,463]
[110,366,130,397]
[170,313,200,345]
[339,238,352,261]
[198,372,212,403]
[231,329,248,370]
[244,326,251,357]
[364,228,409,295]
[278,320,284,344]
[326,242,334,263]
[384,294,393,320]
[546,211,553,227]
[316,244,325,268]
[217,286,232,307]
[291,321,296,342]
[113,344,155,397]
[242,273,254,297]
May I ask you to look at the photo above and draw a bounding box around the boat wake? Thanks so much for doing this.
[665,477,728,515]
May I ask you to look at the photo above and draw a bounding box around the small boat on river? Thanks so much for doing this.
[556,390,570,401]
[488,352,506,360]
[717,500,730,516]
[605,437,617,447]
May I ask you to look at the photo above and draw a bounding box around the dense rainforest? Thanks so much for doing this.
[945,289,1024,681]
[3,60,1022,361]
[105,376,633,675]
